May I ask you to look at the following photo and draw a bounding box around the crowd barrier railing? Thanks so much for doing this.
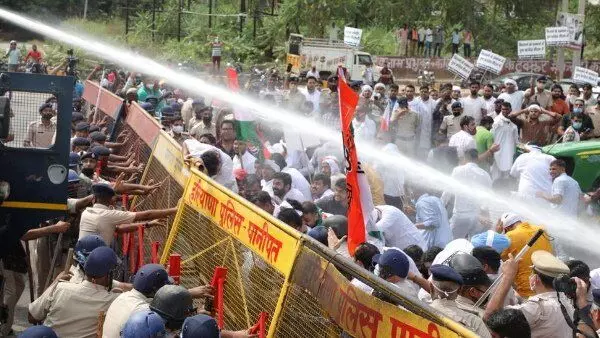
[81,82,478,338]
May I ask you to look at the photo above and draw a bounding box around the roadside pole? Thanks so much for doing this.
[572,0,586,68]
[557,0,568,79]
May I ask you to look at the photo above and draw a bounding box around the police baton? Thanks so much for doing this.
[472,229,545,310]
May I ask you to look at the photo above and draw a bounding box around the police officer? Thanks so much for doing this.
[449,252,492,316]
[150,285,196,334]
[485,250,575,338]
[103,264,174,337]
[428,264,492,337]
[121,310,166,338]
[68,235,107,283]
[181,314,220,338]
[28,246,120,338]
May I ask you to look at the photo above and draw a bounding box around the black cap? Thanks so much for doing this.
[38,103,53,113]
[449,253,492,286]
[494,98,505,104]
[72,137,91,147]
[72,112,85,123]
[451,101,463,109]
[430,264,464,285]
[90,131,107,142]
[92,183,115,196]
[74,122,90,131]
[91,146,111,157]
[537,75,549,82]
[89,125,101,133]
[80,151,98,161]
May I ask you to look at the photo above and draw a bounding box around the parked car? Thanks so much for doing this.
[556,78,600,97]
[543,140,600,192]
[488,72,555,94]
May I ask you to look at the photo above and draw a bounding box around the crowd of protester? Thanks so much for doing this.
[2,47,600,337]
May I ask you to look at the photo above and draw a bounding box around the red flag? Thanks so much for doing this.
[338,76,365,255]
[226,67,240,91]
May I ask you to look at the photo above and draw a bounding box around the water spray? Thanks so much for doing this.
[0,8,598,259]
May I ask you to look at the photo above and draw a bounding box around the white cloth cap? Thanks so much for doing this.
[263,159,280,172]
[374,83,386,90]
[452,86,461,91]
[504,79,517,86]
[270,143,285,155]
[528,104,541,111]
[361,85,373,93]
[500,212,522,228]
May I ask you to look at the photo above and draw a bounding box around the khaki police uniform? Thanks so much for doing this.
[79,203,136,245]
[440,114,463,140]
[28,280,118,338]
[392,109,420,156]
[455,294,485,317]
[430,298,492,338]
[102,289,151,338]
[506,250,574,338]
[25,120,56,148]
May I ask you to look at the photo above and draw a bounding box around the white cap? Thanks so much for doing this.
[500,212,522,228]
[504,79,517,86]
[452,86,461,91]
[528,104,541,111]
[262,160,280,172]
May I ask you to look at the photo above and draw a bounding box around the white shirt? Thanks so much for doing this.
[374,143,405,197]
[302,88,321,113]
[79,203,136,245]
[314,188,334,203]
[510,150,555,202]
[286,150,313,177]
[282,167,312,201]
[551,173,582,218]
[460,96,487,125]
[448,163,492,218]
[491,115,519,172]
[483,97,496,117]
[280,187,308,203]
[184,139,237,192]
[232,151,256,174]
[425,29,433,42]
[352,117,377,142]
[498,91,525,112]
[416,97,436,150]
[374,205,426,250]
[448,130,476,158]
[102,289,151,338]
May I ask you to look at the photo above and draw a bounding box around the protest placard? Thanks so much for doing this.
[344,27,362,47]
[475,49,506,74]
[517,40,546,59]
[447,53,474,79]
[545,26,571,46]
[573,67,599,86]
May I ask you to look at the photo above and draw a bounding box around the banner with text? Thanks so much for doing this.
[573,67,599,86]
[546,26,571,46]
[518,40,546,59]
[476,49,506,74]
[344,26,363,47]
[447,53,474,79]
[184,173,300,276]
[557,12,584,49]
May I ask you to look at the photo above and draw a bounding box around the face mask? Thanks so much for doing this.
[573,107,583,114]
[81,167,95,177]
[42,113,53,120]
[453,111,461,116]
[172,125,183,134]
[529,274,536,292]
[572,121,583,130]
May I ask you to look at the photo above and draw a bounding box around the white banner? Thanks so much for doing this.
[517,40,546,59]
[343,27,363,47]
[556,12,584,49]
[573,66,599,86]
[475,49,506,74]
[447,53,474,79]
[545,26,571,46]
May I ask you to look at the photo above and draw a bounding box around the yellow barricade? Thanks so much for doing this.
[161,168,478,338]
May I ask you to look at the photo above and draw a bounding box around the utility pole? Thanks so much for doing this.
[557,0,568,79]
[83,0,88,19]
[177,0,182,41]
[239,0,245,35]
[572,0,586,67]
[125,0,130,41]
[208,0,213,28]
[152,0,157,41]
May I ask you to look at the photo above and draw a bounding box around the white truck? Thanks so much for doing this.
[286,33,377,82]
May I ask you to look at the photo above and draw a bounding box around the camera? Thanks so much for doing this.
[553,274,577,299]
